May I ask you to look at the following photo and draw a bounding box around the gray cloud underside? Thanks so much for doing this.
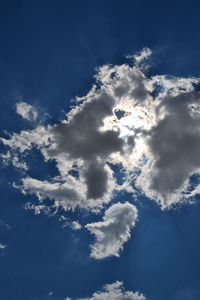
[149,92,200,193]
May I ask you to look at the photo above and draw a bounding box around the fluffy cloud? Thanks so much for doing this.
[86,202,138,259]
[16,101,38,121]
[1,48,200,214]
[136,83,200,208]
[66,281,146,300]
[0,244,7,249]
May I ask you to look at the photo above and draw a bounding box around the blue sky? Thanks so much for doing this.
[1,1,200,300]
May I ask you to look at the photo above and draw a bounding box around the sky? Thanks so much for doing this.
[1,1,200,300]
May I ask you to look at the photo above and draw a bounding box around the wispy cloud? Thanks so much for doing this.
[16,101,38,121]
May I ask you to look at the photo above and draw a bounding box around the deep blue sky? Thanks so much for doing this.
[1,1,200,300]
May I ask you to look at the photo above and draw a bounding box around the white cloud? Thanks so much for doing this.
[86,202,138,259]
[14,163,115,212]
[66,281,146,300]
[16,101,38,121]
[57,216,82,230]
[0,150,28,170]
[0,243,7,249]
[24,202,51,215]
[126,47,152,65]
[71,221,82,230]
[136,85,200,208]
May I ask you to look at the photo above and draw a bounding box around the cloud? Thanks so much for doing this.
[66,281,146,300]
[18,177,86,211]
[136,85,200,208]
[15,101,38,121]
[15,163,115,212]
[24,202,51,215]
[1,47,200,216]
[86,202,138,259]
[71,221,82,230]
[0,244,7,249]
[126,47,152,65]
[0,150,28,170]
[0,50,151,213]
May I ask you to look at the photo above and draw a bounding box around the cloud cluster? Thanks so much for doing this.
[1,48,200,258]
[0,50,152,214]
[86,202,138,259]
[66,281,146,300]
